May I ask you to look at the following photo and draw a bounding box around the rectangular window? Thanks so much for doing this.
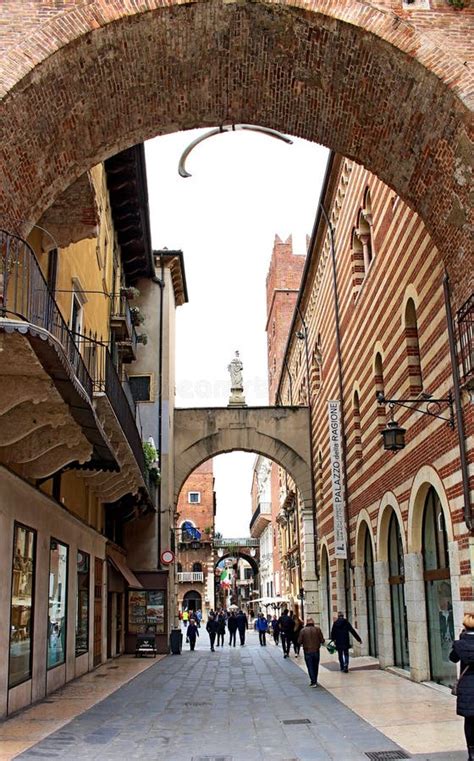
[129,375,152,402]
[9,523,36,688]
[75,550,89,657]
[127,590,165,635]
[188,492,201,504]
[48,539,68,669]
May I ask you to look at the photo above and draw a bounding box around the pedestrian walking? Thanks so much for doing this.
[330,611,362,672]
[187,619,199,651]
[206,613,218,652]
[292,613,304,657]
[278,608,295,658]
[196,609,202,628]
[256,613,268,646]
[271,615,280,645]
[449,612,474,760]
[298,618,325,687]
[217,611,226,647]
[228,611,237,646]
[236,610,248,646]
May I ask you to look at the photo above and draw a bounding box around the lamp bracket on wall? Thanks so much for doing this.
[178,124,293,178]
[376,391,455,429]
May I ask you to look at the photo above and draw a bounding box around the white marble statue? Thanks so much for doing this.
[228,350,244,390]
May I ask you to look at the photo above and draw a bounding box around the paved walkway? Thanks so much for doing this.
[7,631,465,761]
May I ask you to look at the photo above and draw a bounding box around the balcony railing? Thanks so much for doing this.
[249,501,271,531]
[0,230,93,398]
[457,294,473,386]
[177,572,204,583]
[76,333,146,480]
[110,294,138,360]
[213,537,259,547]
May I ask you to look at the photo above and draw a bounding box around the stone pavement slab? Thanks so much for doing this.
[8,631,467,761]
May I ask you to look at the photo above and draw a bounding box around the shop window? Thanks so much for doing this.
[9,523,36,688]
[188,492,201,504]
[128,590,165,635]
[364,529,378,657]
[388,512,409,670]
[404,298,423,394]
[422,487,456,687]
[48,539,68,669]
[75,550,90,657]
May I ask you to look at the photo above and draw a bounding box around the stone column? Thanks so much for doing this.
[374,560,393,668]
[300,507,319,621]
[404,552,430,682]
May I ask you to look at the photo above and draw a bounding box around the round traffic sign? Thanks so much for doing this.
[161,549,175,565]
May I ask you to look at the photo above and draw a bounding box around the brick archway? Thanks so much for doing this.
[0,1,472,305]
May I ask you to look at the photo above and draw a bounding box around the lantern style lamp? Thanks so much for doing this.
[381,418,406,452]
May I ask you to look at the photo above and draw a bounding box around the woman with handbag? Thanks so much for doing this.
[449,613,474,760]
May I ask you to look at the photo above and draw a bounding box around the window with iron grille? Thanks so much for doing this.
[457,294,473,385]
[129,374,152,402]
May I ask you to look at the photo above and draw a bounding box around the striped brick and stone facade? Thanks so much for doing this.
[273,152,473,685]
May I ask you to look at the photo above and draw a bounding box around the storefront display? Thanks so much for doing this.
[9,524,36,688]
[128,590,165,634]
[48,539,68,669]
[76,550,90,656]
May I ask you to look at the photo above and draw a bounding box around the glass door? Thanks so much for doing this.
[388,513,409,669]
[422,488,456,686]
[364,530,378,656]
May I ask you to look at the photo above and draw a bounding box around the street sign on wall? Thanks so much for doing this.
[327,400,347,559]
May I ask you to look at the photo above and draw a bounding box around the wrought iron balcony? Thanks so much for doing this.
[76,334,146,480]
[110,294,138,362]
[0,230,93,398]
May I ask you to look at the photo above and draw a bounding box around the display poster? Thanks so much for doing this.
[128,590,165,634]
[327,400,347,559]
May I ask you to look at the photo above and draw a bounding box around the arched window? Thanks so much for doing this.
[352,390,362,462]
[405,298,423,394]
[177,562,183,573]
[192,562,202,573]
[351,227,364,298]
[374,352,386,431]
[422,487,456,687]
[311,334,322,397]
[364,528,378,656]
[388,512,409,669]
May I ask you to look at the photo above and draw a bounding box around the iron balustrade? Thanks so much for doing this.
[177,572,204,583]
[457,293,473,384]
[0,230,93,399]
[75,333,147,480]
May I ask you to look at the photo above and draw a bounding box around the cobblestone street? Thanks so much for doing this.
[12,632,466,761]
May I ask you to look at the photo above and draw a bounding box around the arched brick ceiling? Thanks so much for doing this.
[0,1,472,304]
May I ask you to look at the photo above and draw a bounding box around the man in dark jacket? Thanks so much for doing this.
[278,609,295,658]
[236,610,248,645]
[330,611,362,672]
[206,614,218,652]
[298,618,325,686]
[449,613,474,760]
[227,611,238,647]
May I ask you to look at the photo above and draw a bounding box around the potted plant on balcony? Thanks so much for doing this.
[130,306,145,326]
[120,286,140,300]
[136,333,148,345]
[143,441,160,484]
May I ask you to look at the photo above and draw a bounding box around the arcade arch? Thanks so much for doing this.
[1,2,472,306]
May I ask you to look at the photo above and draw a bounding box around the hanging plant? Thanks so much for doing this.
[136,333,148,345]
[447,0,467,7]
[120,286,140,300]
[130,306,145,326]
[143,441,160,484]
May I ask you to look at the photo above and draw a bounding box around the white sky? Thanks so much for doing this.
[145,130,328,537]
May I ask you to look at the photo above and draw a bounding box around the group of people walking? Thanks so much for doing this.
[204,609,249,652]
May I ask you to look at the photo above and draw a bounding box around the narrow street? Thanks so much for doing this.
[10,632,465,761]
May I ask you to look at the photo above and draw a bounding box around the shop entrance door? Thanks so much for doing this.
[388,512,409,669]
[364,531,378,657]
[422,488,456,687]
[94,558,103,667]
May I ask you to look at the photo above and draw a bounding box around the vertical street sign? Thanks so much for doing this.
[327,400,347,559]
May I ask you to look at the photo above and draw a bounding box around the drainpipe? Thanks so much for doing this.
[319,203,353,617]
[152,260,165,567]
[443,275,473,532]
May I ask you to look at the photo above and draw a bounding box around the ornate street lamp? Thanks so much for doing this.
[377,391,455,452]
